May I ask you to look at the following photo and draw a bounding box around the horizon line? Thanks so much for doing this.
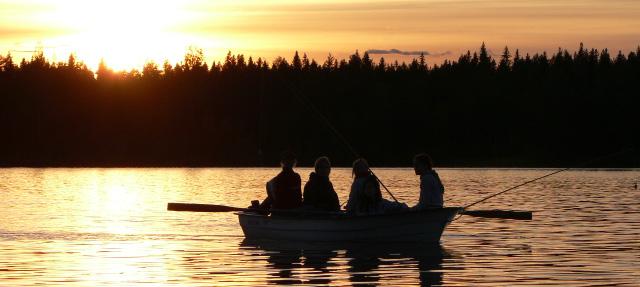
[3,42,640,73]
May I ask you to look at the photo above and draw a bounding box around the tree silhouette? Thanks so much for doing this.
[0,43,638,167]
[183,47,207,73]
[498,46,511,72]
[302,53,311,71]
[362,51,373,70]
[292,51,302,71]
[322,54,336,71]
[96,58,113,81]
[142,61,161,79]
[478,42,492,70]
[0,52,15,72]
[419,53,427,72]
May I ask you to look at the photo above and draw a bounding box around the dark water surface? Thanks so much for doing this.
[1,168,639,286]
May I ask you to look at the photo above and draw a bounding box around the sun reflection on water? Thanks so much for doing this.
[80,241,171,286]
[1,168,639,286]
[93,171,142,234]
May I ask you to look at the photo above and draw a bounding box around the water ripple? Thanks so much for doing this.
[1,168,639,286]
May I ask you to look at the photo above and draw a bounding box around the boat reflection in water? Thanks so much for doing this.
[240,238,450,286]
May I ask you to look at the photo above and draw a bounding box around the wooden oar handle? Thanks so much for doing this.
[167,203,248,212]
[462,209,532,220]
[167,202,343,216]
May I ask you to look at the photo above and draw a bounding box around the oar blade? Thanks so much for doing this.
[167,202,246,212]
[462,209,532,220]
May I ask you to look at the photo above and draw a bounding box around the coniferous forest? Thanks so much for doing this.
[0,43,638,167]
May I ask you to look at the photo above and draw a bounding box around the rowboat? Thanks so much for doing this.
[237,207,462,243]
[167,203,529,242]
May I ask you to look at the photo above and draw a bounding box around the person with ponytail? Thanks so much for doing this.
[413,153,445,208]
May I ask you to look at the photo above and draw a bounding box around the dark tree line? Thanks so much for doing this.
[0,43,638,167]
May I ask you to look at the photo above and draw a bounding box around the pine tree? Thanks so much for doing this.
[513,49,521,70]
[67,53,77,69]
[498,46,511,72]
[223,51,236,72]
[322,54,336,71]
[292,51,302,71]
[376,57,386,72]
[471,52,479,66]
[247,56,256,69]
[210,61,222,74]
[97,58,112,80]
[479,42,491,69]
[348,50,362,70]
[237,54,246,69]
[614,50,626,65]
[302,53,310,71]
[272,56,289,71]
[409,58,420,71]
[599,48,611,68]
[309,59,319,71]
[362,51,373,70]
[419,52,427,71]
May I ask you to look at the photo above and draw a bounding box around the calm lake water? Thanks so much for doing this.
[1,168,639,286]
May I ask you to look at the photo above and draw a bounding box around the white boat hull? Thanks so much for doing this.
[238,207,461,243]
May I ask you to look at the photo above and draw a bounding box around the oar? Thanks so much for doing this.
[461,209,532,220]
[168,202,532,220]
[167,202,249,212]
[167,202,342,216]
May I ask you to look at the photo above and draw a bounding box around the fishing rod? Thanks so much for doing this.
[278,75,399,203]
[463,148,635,210]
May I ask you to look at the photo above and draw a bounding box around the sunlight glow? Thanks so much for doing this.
[80,241,172,286]
[49,0,193,70]
[0,0,236,71]
[0,0,639,70]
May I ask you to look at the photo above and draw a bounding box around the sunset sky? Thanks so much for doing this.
[1,0,639,70]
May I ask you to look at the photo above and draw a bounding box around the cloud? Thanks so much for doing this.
[366,48,426,56]
[366,49,451,57]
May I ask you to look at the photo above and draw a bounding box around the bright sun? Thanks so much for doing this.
[53,0,195,71]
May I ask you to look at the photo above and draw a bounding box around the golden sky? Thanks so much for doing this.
[1,0,639,70]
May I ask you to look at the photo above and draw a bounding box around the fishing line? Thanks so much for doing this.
[276,74,400,203]
[463,148,635,210]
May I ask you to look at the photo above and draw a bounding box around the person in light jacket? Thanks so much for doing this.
[413,153,444,209]
[345,158,382,214]
[345,158,408,214]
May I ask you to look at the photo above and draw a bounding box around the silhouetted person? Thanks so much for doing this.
[259,151,302,210]
[302,156,340,211]
[346,158,408,215]
[345,159,383,214]
[413,153,445,208]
